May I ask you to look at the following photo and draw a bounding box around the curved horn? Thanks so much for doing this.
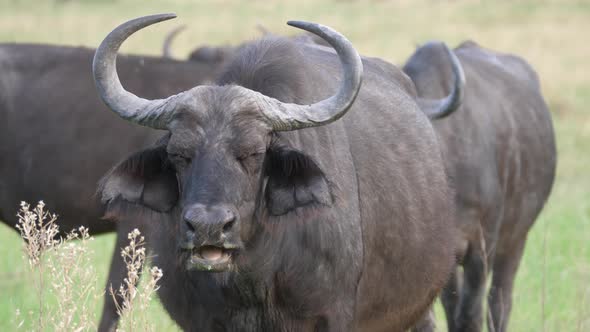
[93,14,179,130]
[162,25,187,58]
[418,43,465,119]
[253,21,363,131]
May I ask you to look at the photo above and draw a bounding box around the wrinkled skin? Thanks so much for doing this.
[0,43,221,331]
[99,30,457,331]
[403,41,556,332]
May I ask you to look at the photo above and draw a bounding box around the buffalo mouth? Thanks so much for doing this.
[186,245,237,272]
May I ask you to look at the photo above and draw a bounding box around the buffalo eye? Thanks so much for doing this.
[168,153,191,170]
[237,152,265,173]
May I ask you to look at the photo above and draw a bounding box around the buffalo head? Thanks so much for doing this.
[93,14,362,272]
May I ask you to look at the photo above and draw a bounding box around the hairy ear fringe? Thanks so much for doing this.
[97,143,178,212]
[101,197,166,222]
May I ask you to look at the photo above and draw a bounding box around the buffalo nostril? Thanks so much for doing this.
[185,219,196,233]
[222,218,235,233]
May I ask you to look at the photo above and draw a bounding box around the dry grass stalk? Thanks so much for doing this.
[16,201,59,330]
[16,201,98,331]
[47,227,98,331]
[110,229,163,332]
[15,202,163,331]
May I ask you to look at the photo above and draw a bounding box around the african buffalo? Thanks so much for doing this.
[94,14,463,331]
[403,41,556,332]
[0,42,221,330]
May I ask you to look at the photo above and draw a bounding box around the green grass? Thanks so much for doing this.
[1,0,589,330]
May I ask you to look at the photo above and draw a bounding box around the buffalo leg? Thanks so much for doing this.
[454,243,487,332]
[487,240,525,332]
[441,268,461,331]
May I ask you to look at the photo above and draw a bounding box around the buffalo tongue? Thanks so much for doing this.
[200,247,224,261]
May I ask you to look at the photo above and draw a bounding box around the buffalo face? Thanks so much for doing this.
[99,97,334,272]
[166,91,271,272]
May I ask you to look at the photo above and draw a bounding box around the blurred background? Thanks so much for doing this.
[0,0,588,330]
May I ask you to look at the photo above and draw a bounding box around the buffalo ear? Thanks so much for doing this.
[99,145,178,213]
[265,146,331,216]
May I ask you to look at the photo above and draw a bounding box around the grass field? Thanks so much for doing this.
[1,0,589,330]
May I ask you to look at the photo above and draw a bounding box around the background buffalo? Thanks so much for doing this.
[0,1,587,331]
[404,41,556,331]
